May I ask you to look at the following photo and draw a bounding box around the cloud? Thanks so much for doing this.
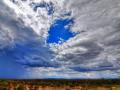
[49,0,120,77]
[0,0,58,78]
[2,0,120,79]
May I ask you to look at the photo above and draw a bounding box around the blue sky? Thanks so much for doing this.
[1,0,120,79]
[0,0,78,79]
[32,1,76,44]
[47,18,76,44]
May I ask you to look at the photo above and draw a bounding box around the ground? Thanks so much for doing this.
[0,80,120,90]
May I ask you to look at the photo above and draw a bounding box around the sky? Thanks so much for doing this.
[47,18,76,44]
[0,0,120,79]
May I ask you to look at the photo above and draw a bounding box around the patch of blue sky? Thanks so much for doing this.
[47,18,77,44]
[31,1,54,15]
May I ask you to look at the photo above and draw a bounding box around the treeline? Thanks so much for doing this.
[0,79,120,87]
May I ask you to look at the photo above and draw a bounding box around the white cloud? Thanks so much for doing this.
[1,0,120,78]
[49,0,120,77]
[0,0,57,78]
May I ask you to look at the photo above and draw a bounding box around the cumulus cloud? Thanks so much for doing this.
[0,0,58,78]
[50,0,120,76]
[1,0,120,79]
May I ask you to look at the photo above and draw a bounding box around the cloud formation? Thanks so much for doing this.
[1,0,120,79]
[53,0,120,71]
